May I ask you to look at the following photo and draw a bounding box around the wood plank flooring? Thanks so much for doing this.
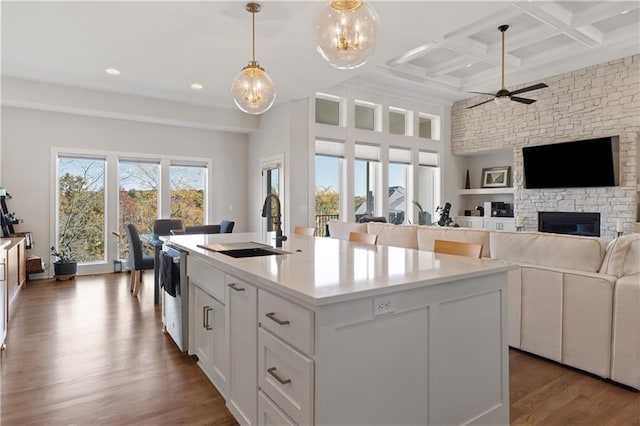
[2,274,638,425]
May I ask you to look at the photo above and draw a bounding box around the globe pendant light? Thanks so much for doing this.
[315,0,379,70]
[231,2,276,115]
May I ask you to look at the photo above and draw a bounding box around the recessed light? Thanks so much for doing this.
[466,63,472,68]
[105,68,120,76]
[190,83,204,90]
[621,10,629,14]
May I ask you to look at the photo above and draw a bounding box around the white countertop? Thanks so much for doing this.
[164,232,517,306]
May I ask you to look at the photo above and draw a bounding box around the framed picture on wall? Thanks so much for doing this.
[481,166,511,188]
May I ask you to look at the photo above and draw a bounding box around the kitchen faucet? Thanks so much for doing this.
[261,193,287,247]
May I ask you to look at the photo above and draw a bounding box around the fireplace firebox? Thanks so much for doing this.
[538,212,600,237]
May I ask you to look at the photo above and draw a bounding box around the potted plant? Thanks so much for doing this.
[50,245,77,280]
[412,201,431,225]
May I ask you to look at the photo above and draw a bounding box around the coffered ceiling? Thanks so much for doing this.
[2,1,639,111]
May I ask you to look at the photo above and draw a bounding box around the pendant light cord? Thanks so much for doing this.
[501,29,505,90]
[252,9,256,63]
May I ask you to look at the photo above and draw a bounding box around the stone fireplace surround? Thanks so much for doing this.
[451,56,639,242]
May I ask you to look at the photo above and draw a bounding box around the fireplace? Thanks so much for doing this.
[538,212,601,237]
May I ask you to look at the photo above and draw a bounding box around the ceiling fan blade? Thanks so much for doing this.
[468,91,497,96]
[510,96,536,105]
[467,98,495,109]
[510,83,548,96]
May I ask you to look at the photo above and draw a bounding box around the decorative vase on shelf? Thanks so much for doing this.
[465,169,471,189]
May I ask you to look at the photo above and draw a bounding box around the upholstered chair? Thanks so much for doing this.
[220,220,235,233]
[124,223,155,296]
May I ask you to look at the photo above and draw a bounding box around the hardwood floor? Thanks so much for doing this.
[2,274,638,425]
[1,274,238,425]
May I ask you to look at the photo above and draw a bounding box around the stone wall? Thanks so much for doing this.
[451,55,640,240]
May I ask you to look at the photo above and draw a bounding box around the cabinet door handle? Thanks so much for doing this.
[265,312,290,325]
[267,367,291,385]
[228,283,245,291]
[202,306,208,328]
[205,307,213,331]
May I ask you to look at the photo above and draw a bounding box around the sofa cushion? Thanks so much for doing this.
[366,223,418,249]
[520,266,563,362]
[562,271,615,378]
[599,233,640,277]
[327,220,367,241]
[416,226,491,258]
[490,231,606,272]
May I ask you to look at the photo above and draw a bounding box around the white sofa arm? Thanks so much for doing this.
[611,274,640,389]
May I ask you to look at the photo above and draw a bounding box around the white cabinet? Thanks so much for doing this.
[485,217,517,231]
[454,216,516,231]
[257,289,314,425]
[226,276,258,426]
[187,256,227,396]
[193,285,226,392]
[455,216,484,229]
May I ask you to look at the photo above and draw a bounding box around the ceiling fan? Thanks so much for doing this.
[467,25,548,109]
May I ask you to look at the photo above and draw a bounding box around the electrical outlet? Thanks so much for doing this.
[373,297,394,316]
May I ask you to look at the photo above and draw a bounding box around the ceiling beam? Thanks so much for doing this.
[516,2,602,47]
[571,2,639,28]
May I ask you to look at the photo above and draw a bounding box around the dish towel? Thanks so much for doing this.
[159,251,180,297]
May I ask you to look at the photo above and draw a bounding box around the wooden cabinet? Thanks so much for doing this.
[4,237,25,310]
[0,245,7,350]
[226,275,257,426]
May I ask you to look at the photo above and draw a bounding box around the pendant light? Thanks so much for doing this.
[314,0,379,70]
[231,2,276,115]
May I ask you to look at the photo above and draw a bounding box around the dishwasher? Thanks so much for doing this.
[160,245,189,352]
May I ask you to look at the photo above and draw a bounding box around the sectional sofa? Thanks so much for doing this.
[327,220,640,390]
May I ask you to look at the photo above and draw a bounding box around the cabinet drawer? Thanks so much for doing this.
[258,289,314,354]
[258,328,313,426]
[187,255,225,302]
[258,391,296,426]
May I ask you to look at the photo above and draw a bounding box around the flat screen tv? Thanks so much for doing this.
[522,136,618,189]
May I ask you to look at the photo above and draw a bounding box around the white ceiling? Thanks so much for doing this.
[2,1,639,111]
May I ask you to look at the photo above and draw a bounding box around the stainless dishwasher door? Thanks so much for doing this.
[161,246,188,352]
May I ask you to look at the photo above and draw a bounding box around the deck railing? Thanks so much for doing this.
[314,214,339,237]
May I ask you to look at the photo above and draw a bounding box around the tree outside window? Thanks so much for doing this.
[57,157,106,263]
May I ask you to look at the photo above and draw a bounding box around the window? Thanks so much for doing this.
[389,107,411,136]
[170,163,207,227]
[57,155,106,263]
[118,159,159,256]
[315,97,341,126]
[355,101,377,131]
[315,139,344,236]
[388,148,411,224]
[418,113,440,140]
[354,143,380,222]
[417,150,440,225]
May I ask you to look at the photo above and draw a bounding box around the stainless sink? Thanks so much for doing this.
[198,241,290,258]
[217,247,289,258]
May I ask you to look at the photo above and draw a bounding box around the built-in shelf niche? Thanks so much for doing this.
[456,148,514,215]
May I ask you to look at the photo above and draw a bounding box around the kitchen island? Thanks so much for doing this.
[163,231,517,426]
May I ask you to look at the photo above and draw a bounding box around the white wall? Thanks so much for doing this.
[247,103,291,233]
[1,106,248,276]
